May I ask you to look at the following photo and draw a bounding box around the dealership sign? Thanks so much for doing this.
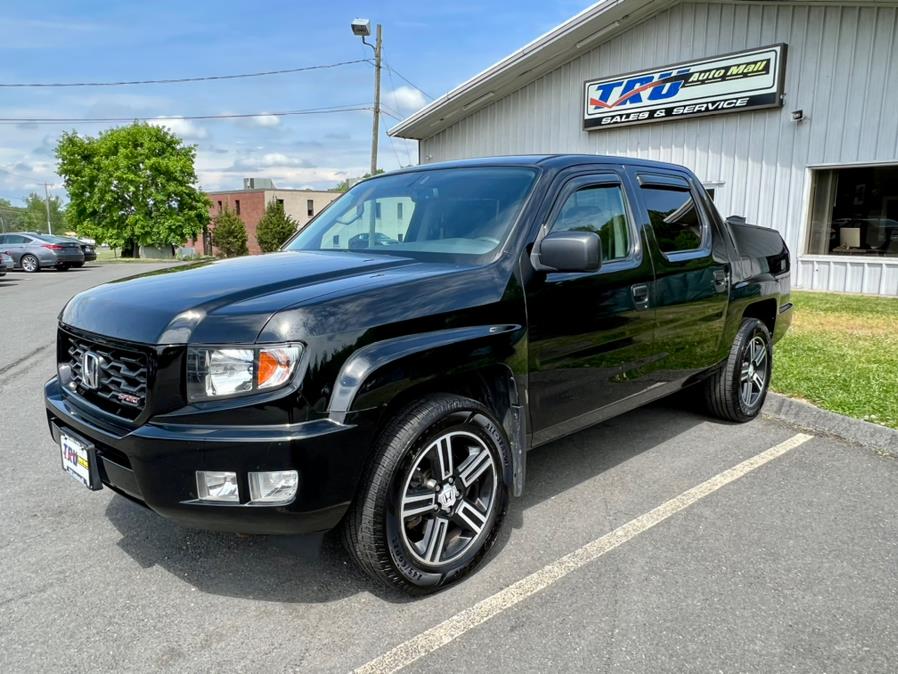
[583,44,786,130]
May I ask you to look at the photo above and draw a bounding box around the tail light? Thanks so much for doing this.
[42,244,63,250]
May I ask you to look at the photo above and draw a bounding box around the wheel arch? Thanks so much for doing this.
[742,298,777,335]
[327,325,528,496]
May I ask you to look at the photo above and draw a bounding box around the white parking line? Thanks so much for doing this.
[354,432,814,674]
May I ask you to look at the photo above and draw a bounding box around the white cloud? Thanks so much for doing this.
[249,114,281,128]
[383,86,428,116]
[147,116,208,140]
[231,152,314,170]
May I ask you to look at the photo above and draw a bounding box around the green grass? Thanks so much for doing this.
[771,291,898,429]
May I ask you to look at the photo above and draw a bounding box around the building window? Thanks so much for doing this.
[640,186,704,253]
[217,200,223,213]
[397,202,404,220]
[307,199,314,217]
[550,184,630,261]
[806,164,898,257]
[235,199,241,215]
[276,198,285,209]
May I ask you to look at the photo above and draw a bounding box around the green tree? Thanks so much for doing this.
[0,198,27,232]
[255,200,298,252]
[334,168,384,193]
[212,208,248,258]
[55,122,210,257]
[22,193,67,234]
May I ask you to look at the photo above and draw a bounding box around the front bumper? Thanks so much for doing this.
[45,377,376,534]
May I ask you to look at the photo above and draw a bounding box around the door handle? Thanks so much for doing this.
[631,283,650,310]
[713,268,729,291]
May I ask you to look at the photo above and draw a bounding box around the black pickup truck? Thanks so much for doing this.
[45,155,791,594]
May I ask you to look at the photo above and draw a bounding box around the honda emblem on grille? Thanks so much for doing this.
[82,350,100,389]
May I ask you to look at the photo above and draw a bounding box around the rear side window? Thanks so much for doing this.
[551,185,630,261]
[641,187,704,253]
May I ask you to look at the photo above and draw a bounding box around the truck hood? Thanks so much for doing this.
[61,251,472,344]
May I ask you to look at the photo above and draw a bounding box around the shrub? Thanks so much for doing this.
[256,200,298,253]
[213,208,248,258]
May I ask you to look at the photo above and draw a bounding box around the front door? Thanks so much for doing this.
[527,171,656,445]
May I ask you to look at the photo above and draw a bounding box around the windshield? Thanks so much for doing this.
[286,167,538,263]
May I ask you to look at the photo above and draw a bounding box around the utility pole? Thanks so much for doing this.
[370,23,382,177]
[44,182,53,235]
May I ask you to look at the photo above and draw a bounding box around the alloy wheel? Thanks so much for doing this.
[739,335,768,408]
[22,255,38,273]
[398,430,498,567]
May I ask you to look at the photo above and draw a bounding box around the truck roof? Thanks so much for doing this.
[389,154,692,174]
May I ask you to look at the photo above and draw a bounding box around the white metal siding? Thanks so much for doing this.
[420,2,898,295]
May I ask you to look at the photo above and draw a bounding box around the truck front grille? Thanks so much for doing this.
[65,334,149,420]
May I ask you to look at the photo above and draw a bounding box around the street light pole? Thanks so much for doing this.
[351,18,382,178]
[44,182,53,235]
[370,23,382,177]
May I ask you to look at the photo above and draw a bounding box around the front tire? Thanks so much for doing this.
[703,318,772,422]
[342,394,510,595]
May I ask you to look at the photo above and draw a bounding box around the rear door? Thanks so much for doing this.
[628,169,730,380]
[1,234,25,265]
[527,169,656,445]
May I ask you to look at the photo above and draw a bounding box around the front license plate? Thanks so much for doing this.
[60,431,101,490]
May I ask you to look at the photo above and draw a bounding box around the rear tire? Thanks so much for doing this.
[342,394,510,595]
[21,254,39,273]
[703,318,772,423]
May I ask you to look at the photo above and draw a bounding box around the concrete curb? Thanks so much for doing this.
[763,392,898,457]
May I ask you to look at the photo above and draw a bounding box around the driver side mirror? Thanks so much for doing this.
[532,231,602,273]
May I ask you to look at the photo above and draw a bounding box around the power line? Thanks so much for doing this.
[383,62,414,167]
[379,108,405,122]
[383,62,434,101]
[0,104,373,125]
[0,59,372,88]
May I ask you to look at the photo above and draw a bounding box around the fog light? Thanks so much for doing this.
[196,470,239,502]
[248,470,298,505]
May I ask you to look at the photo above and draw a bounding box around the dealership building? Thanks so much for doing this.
[391,0,898,296]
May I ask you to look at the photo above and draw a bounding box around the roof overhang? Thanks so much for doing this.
[388,0,678,140]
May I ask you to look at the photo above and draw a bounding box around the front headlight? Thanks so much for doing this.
[187,344,302,402]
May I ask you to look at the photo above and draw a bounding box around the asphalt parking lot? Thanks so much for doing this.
[1,264,896,673]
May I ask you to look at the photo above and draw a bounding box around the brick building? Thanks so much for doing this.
[193,180,340,255]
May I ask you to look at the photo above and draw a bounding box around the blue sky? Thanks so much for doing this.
[0,0,594,204]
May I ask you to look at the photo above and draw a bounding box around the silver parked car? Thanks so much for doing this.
[0,232,84,272]
[0,251,12,276]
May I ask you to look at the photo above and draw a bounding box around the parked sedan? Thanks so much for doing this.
[58,236,97,266]
[0,232,84,272]
[0,251,12,276]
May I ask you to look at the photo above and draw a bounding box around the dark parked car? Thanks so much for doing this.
[347,231,398,249]
[0,232,84,272]
[58,236,97,265]
[45,155,792,594]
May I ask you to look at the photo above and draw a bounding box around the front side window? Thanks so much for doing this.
[641,187,704,253]
[287,167,538,263]
[806,164,898,257]
[551,184,630,261]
